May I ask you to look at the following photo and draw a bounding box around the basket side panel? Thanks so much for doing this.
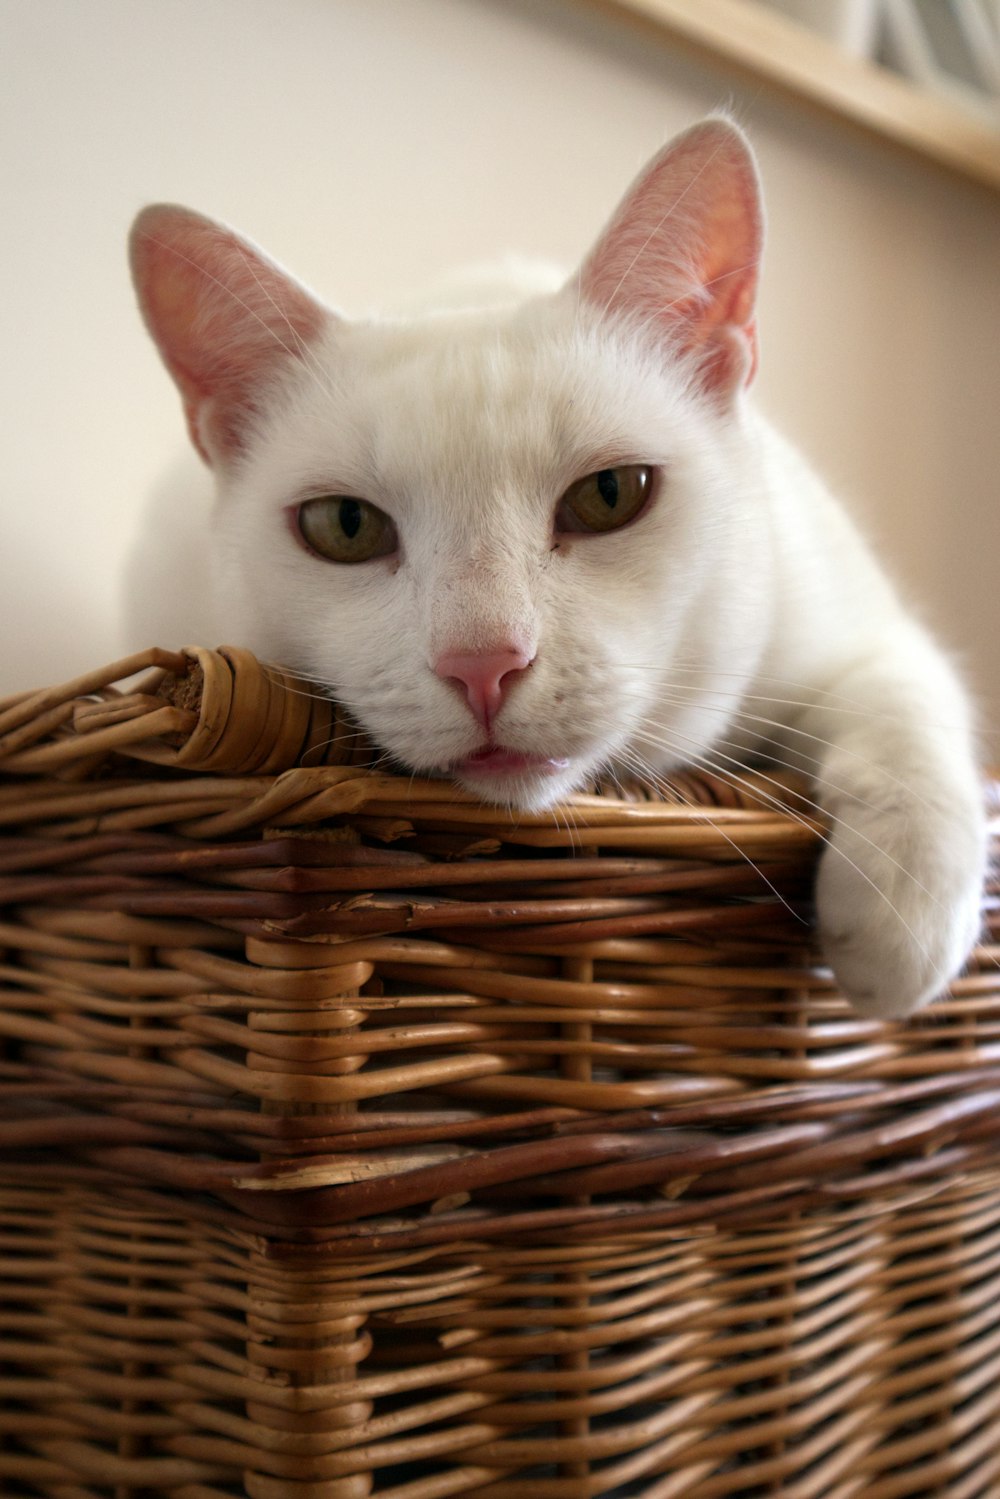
[5,1174,1000,1497]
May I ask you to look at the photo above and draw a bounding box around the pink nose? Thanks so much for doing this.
[434,647,534,730]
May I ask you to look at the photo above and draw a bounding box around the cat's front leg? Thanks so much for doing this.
[785,644,987,1019]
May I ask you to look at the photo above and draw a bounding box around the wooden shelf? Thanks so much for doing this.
[581,0,1000,193]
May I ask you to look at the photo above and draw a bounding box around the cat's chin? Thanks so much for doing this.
[449,747,581,811]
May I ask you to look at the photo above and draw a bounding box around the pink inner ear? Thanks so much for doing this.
[578,120,764,402]
[130,206,329,465]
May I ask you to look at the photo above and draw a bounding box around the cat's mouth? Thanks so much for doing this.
[456,744,571,777]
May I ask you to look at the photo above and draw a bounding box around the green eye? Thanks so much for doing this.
[557,465,653,534]
[297,495,397,563]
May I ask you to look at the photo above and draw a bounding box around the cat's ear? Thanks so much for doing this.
[129,205,331,466]
[578,118,763,405]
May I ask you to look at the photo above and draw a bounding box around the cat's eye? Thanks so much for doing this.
[297,495,397,563]
[556,464,653,535]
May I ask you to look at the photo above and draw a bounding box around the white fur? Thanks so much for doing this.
[127,124,986,1021]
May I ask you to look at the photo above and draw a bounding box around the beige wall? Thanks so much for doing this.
[2,0,999,747]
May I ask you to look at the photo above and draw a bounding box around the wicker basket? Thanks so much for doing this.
[1,646,999,1498]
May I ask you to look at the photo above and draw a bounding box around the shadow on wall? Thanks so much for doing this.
[120,452,219,658]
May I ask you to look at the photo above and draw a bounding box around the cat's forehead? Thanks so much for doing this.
[275,299,700,506]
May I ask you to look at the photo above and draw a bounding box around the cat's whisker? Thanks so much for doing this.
[620,658,982,734]
[630,724,943,977]
[297,726,375,767]
[622,731,995,992]
[260,667,336,705]
[653,657,1000,748]
[629,719,827,827]
[667,728,1000,989]
[638,685,916,814]
[677,728,892,819]
[643,686,954,824]
[633,714,832,817]
[370,748,403,775]
[640,650,994,718]
[634,714,946,909]
[552,798,584,856]
[614,743,808,927]
[600,760,632,805]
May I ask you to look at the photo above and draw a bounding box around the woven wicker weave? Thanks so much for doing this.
[1,645,998,1498]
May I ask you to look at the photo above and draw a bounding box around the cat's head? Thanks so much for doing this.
[130,118,769,809]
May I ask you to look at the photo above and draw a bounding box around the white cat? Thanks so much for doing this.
[128,117,985,1021]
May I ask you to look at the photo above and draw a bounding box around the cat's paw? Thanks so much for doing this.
[814,791,986,1020]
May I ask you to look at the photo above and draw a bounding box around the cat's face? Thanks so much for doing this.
[211,299,766,809]
[130,118,768,808]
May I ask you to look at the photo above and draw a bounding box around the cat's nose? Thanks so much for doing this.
[434,647,534,730]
